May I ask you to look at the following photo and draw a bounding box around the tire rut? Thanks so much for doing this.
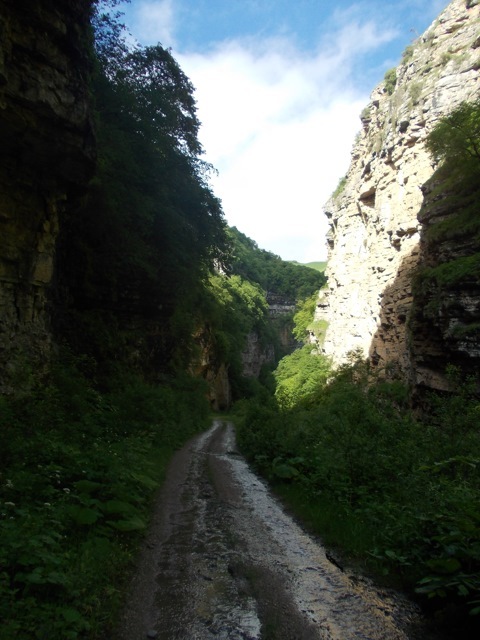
[117,420,435,640]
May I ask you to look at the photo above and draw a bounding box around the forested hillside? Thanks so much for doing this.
[228,227,326,301]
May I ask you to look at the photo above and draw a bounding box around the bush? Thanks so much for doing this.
[384,68,397,95]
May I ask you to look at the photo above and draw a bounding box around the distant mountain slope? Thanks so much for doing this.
[228,227,326,301]
[301,261,327,273]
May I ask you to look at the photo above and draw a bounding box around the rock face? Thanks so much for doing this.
[241,332,275,378]
[191,326,232,411]
[267,293,297,353]
[321,0,480,389]
[409,171,480,390]
[0,0,94,391]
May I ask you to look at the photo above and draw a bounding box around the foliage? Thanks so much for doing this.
[237,354,480,629]
[402,44,414,62]
[57,1,230,371]
[292,293,318,343]
[408,81,422,105]
[412,99,480,327]
[384,68,397,95]
[421,186,480,245]
[416,253,480,296]
[360,106,371,121]
[426,98,480,172]
[0,355,209,639]
[273,345,331,409]
[228,227,326,301]
[198,273,280,399]
[332,175,347,200]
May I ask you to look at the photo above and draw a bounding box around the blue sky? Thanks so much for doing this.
[118,0,448,262]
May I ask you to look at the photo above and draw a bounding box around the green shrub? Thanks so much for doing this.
[402,44,414,62]
[384,67,397,95]
[332,175,347,200]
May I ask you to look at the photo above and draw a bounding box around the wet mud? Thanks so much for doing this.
[118,420,438,640]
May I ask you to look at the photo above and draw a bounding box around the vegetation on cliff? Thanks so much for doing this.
[412,98,480,377]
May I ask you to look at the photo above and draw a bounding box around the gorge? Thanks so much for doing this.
[1,1,480,638]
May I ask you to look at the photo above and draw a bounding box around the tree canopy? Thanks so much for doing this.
[426,98,480,173]
[57,2,230,368]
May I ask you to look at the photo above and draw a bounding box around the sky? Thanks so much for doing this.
[117,0,448,263]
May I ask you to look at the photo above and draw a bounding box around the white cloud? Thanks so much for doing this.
[178,25,388,262]
[124,2,399,262]
[131,0,176,48]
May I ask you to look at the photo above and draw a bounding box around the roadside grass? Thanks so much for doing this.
[0,356,209,640]
[272,482,377,564]
[236,356,480,631]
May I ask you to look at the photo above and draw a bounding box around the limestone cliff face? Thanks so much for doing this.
[0,0,94,391]
[267,293,297,353]
[241,332,275,378]
[321,0,479,388]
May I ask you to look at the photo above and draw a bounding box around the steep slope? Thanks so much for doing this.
[320,0,479,390]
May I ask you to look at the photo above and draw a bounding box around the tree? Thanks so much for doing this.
[426,99,480,171]
[56,2,230,370]
[228,227,326,300]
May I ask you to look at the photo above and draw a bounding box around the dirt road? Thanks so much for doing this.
[117,420,431,639]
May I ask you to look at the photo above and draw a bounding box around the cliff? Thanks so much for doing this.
[320,0,480,391]
[0,0,95,392]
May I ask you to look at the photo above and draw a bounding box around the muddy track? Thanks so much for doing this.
[117,420,433,640]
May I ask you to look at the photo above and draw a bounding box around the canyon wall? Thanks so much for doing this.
[194,295,295,410]
[0,0,94,392]
[320,0,479,390]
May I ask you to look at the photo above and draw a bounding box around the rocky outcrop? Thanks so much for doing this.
[409,171,480,390]
[193,292,297,408]
[267,293,297,353]
[241,332,275,378]
[0,0,95,391]
[241,294,297,379]
[191,326,232,411]
[321,0,479,389]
